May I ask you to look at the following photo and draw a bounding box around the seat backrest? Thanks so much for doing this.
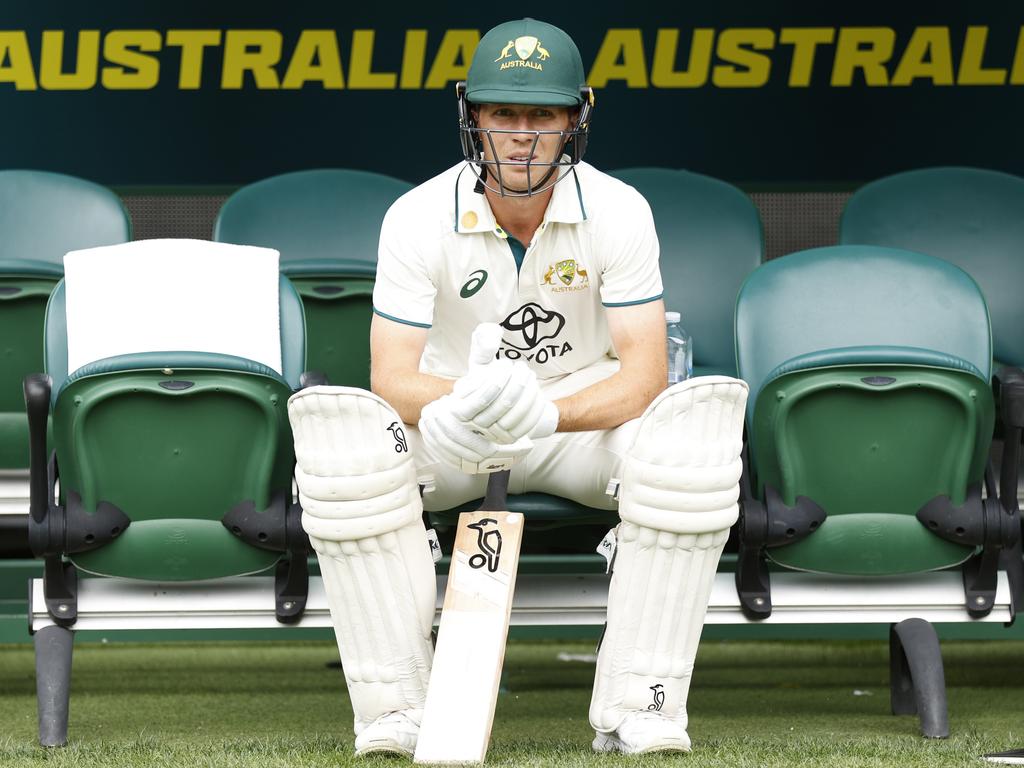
[840,167,1024,367]
[736,245,992,417]
[0,170,130,468]
[736,246,994,576]
[214,169,412,387]
[0,170,131,266]
[610,167,763,377]
[214,168,412,267]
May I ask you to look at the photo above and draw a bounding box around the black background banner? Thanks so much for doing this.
[1,1,1022,187]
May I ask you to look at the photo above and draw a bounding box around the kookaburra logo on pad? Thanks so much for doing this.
[468,518,502,573]
[648,684,665,712]
[387,421,408,453]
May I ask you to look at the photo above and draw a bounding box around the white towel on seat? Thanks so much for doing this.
[63,238,282,376]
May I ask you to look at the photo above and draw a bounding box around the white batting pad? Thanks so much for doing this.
[316,523,437,734]
[591,376,748,736]
[288,386,436,731]
[288,386,423,540]
[63,239,281,376]
[618,376,748,533]
[590,524,728,734]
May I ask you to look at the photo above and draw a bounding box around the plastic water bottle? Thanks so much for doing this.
[666,311,692,384]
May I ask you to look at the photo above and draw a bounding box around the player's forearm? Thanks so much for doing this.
[371,370,454,426]
[552,367,665,432]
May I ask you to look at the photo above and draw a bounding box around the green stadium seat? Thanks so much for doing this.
[0,170,129,555]
[840,166,1024,610]
[733,245,1022,736]
[0,170,129,472]
[214,169,413,389]
[24,240,311,746]
[610,167,763,378]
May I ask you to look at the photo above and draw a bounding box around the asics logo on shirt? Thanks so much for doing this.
[460,269,488,298]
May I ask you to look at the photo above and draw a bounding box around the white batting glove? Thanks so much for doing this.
[450,324,560,443]
[419,394,533,474]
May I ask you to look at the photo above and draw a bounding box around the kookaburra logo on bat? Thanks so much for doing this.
[468,518,502,573]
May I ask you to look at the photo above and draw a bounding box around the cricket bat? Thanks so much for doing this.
[414,468,523,764]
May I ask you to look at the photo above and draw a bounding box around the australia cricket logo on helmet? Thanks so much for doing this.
[494,36,551,70]
[468,518,503,573]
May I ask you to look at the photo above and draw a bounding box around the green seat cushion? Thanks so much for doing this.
[753,365,992,575]
[54,369,294,581]
[72,519,279,581]
[430,492,618,530]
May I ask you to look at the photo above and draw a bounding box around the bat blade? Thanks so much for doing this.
[414,472,522,764]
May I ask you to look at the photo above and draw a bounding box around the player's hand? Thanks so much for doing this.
[454,365,559,442]
[419,394,533,474]
[449,323,560,443]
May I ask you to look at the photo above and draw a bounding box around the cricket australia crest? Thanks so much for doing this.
[542,259,590,293]
[495,36,550,71]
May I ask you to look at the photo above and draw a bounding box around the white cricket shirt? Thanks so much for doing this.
[373,160,663,380]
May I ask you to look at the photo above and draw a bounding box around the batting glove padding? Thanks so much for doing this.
[453,360,559,442]
[419,394,533,474]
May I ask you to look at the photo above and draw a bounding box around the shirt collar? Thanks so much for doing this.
[453,161,587,236]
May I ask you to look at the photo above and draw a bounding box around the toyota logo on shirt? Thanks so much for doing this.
[500,303,565,350]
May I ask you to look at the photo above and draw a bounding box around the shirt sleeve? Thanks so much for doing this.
[597,187,663,307]
[372,199,437,328]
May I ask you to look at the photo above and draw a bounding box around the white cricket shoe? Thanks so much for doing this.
[354,710,419,758]
[592,711,692,755]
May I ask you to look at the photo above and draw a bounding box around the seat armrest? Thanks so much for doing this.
[23,373,51,528]
[995,366,1024,429]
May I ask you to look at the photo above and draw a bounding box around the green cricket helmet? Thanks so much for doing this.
[457,18,595,197]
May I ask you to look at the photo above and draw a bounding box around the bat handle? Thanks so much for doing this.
[479,470,510,511]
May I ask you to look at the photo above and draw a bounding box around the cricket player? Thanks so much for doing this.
[287,17,747,757]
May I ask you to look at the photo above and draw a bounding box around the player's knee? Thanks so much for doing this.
[289,386,423,544]
[616,377,746,535]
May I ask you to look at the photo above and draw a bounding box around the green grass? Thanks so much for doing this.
[0,639,1022,766]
